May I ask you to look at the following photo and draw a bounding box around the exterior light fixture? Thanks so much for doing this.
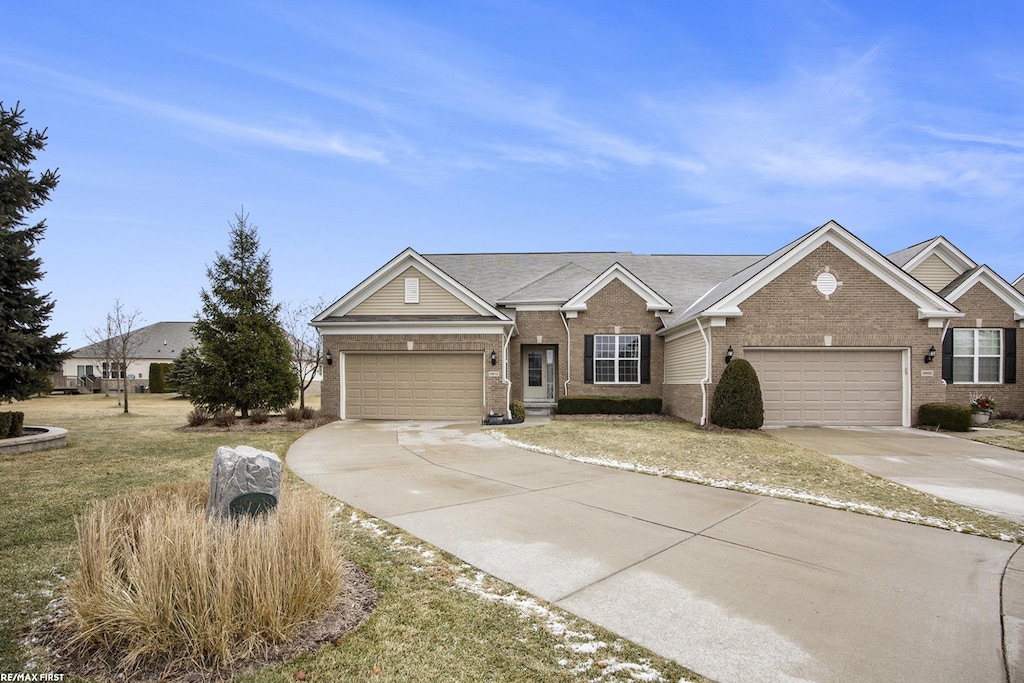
[326,349,333,366]
[924,345,936,363]
[725,346,734,363]
[490,350,497,366]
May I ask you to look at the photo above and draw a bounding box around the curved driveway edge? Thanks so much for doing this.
[288,420,1022,683]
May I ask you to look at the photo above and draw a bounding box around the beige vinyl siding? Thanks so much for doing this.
[664,331,706,384]
[910,254,960,292]
[350,267,478,316]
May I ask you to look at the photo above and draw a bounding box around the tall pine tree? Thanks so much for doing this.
[0,102,66,402]
[185,209,297,417]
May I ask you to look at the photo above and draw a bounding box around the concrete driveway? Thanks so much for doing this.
[287,420,1023,683]
[772,426,1024,525]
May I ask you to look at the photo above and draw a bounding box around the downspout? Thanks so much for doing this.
[939,319,951,385]
[560,311,572,397]
[696,318,711,426]
[502,324,515,419]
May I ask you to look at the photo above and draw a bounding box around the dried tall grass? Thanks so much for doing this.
[67,481,344,672]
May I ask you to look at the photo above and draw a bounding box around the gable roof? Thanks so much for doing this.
[562,262,673,312]
[69,321,196,359]
[939,265,1024,319]
[660,220,962,333]
[1014,273,1024,292]
[887,236,977,274]
[423,252,761,312]
[314,247,512,323]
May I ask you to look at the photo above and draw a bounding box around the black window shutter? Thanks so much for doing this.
[941,329,954,383]
[584,335,594,384]
[1005,328,1017,384]
[640,335,651,384]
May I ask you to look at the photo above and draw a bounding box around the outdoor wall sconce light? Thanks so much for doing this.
[326,349,333,366]
[924,345,936,363]
[725,346,734,363]
[490,350,497,366]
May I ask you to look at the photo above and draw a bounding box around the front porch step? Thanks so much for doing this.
[523,403,556,416]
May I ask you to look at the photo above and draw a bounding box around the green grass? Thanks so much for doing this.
[490,420,1024,543]
[5,395,703,682]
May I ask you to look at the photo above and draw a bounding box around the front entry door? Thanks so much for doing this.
[523,346,557,401]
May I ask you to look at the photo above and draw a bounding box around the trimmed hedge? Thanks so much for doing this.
[918,402,972,432]
[0,413,11,439]
[557,395,662,415]
[710,359,764,429]
[8,411,24,438]
[510,400,526,421]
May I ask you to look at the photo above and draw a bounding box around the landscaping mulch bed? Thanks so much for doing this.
[179,415,337,433]
[552,413,685,422]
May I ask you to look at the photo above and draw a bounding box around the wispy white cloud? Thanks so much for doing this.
[0,57,390,164]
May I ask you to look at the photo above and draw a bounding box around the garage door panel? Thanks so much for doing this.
[746,349,903,426]
[347,353,483,420]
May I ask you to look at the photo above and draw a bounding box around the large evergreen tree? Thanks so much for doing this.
[184,209,297,417]
[0,102,66,402]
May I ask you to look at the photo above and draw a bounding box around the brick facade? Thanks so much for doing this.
[944,283,1024,414]
[664,243,949,423]
[320,236,1021,425]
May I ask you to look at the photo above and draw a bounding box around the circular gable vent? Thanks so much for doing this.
[815,271,838,297]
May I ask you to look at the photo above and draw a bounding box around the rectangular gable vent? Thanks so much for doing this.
[404,277,420,304]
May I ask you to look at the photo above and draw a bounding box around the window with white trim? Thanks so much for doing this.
[102,361,125,380]
[594,334,640,384]
[952,328,1002,383]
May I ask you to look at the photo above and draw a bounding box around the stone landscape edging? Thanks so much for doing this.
[0,426,68,454]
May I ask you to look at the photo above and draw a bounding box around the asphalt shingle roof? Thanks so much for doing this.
[69,321,196,359]
[422,252,763,316]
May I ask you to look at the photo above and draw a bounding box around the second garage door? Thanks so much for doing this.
[346,353,484,420]
[745,349,904,426]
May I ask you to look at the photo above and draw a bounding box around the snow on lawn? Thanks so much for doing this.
[341,507,690,683]
[489,432,1016,542]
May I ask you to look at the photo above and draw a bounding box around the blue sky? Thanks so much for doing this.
[5,1,1024,350]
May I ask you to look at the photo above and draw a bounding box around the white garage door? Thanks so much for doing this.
[745,349,904,426]
[346,353,483,420]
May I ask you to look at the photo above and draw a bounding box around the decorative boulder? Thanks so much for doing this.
[206,445,282,520]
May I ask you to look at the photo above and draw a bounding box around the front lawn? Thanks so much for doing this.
[4,395,702,682]
[489,420,1024,543]
[975,420,1024,453]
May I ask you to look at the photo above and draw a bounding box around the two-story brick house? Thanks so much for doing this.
[313,220,1024,426]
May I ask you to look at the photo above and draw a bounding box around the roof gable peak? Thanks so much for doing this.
[314,248,510,322]
[562,261,672,312]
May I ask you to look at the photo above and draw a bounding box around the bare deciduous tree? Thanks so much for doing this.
[281,297,325,410]
[85,300,144,413]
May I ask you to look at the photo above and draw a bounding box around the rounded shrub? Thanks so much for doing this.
[709,358,764,429]
[918,402,972,432]
[510,400,525,421]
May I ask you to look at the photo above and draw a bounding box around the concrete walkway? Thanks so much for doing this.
[772,426,1024,525]
[287,420,1023,683]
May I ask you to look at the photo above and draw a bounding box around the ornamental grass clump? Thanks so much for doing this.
[66,481,344,673]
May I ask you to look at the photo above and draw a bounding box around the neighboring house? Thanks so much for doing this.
[1014,273,1024,294]
[56,321,196,393]
[312,220,1024,427]
[56,321,324,397]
